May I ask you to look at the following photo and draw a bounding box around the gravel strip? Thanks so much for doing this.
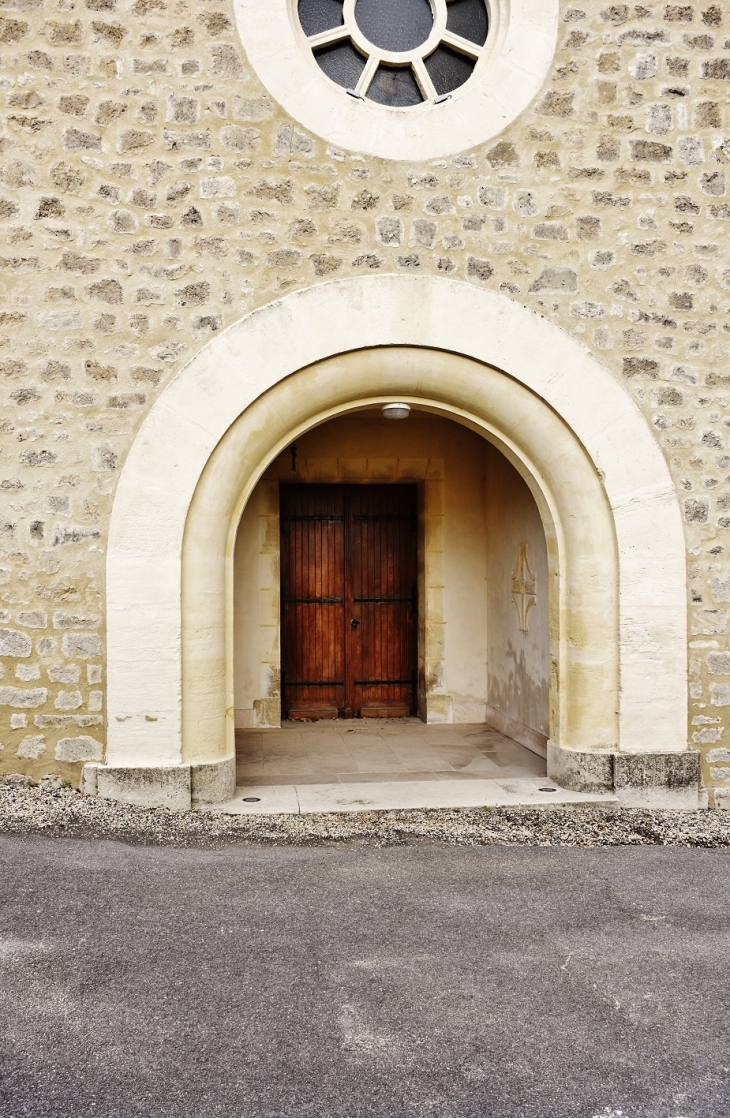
[1,775,729,847]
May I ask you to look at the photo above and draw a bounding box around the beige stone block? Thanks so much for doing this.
[259,624,279,664]
[0,687,47,709]
[258,588,279,626]
[268,459,290,479]
[424,479,445,515]
[338,458,368,480]
[426,694,453,723]
[424,659,445,692]
[95,765,191,810]
[55,735,103,762]
[425,459,445,480]
[254,698,280,727]
[259,661,279,697]
[366,458,398,480]
[191,756,235,804]
[259,480,279,512]
[0,630,31,657]
[258,551,278,591]
[396,458,429,480]
[303,458,338,481]
[425,585,445,619]
[16,735,46,760]
[425,613,446,643]
[426,517,445,557]
[260,515,280,553]
[453,700,488,723]
[55,690,82,710]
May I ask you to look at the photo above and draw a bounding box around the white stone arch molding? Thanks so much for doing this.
[232,0,560,161]
[103,275,689,807]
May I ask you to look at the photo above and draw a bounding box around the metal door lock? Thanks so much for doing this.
[350,617,359,629]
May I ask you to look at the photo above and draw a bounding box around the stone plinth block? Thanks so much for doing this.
[81,756,236,809]
[549,742,703,808]
[82,763,192,810]
[614,750,702,810]
[191,757,236,804]
[548,742,615,794]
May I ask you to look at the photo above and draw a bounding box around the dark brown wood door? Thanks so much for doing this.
[280,484,417,720]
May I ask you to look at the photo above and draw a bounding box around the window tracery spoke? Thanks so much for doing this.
[412,56,438,102]
[439,29,481,59]
[307,24,351,49]
[354,53,380,97]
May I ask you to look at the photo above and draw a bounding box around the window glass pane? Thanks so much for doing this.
[298,0,344,37]
[445,0,488,46]
[355,0,433,53]
[423,45,475,94]
[315,40,366,88]
[366,64,423,106]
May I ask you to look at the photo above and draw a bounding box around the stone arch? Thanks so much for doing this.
[185,351,613,761]
[102,275,689,806]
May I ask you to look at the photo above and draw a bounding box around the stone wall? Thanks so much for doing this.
[0,0,729,801]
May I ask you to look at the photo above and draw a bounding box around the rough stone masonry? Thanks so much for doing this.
[0,0,730,803]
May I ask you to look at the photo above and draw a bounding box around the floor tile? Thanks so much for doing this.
[209,785,299,814]
[235,763,265,778]
[236,747,264,763]
[262,761,314,777]
[335,770,442,784]
[349,759,407,774]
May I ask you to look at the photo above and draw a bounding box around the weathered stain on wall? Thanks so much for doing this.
[0,0,728,799]
[485,441,550,746]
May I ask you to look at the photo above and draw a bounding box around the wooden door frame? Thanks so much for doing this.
[228,466,439,730]
[279,482,419,721]
[254,460,445,727]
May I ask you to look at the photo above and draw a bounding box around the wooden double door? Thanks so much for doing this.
[280,484,418,720]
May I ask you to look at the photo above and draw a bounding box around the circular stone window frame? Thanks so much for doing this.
[233,0,560,161]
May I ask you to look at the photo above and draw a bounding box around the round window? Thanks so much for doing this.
[233,0,560,161]
[298,0,489,108]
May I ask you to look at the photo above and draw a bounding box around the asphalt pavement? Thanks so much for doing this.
[0,835,728,1118]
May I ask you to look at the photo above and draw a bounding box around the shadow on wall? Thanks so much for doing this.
[488,639,550,742]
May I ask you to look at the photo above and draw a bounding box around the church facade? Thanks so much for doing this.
[1,0,728,808]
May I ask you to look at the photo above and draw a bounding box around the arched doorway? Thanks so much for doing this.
[233,407,551,759]
[98,276,696,809]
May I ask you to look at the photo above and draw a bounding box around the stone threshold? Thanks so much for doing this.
[198,777,619,816]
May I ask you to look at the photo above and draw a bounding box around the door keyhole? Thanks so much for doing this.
[351,617,359,630]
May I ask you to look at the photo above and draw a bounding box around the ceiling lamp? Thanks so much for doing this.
[381,402,411,420]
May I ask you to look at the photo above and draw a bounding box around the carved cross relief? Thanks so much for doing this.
[511,543,536,633]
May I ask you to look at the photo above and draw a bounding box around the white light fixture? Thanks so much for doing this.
[381,403,411,420]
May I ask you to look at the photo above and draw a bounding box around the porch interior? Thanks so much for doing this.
[235,719,546,787]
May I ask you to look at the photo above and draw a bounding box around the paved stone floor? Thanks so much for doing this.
[224,721,613,815]
[235,719,547,786]
[1,836,728,1117]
